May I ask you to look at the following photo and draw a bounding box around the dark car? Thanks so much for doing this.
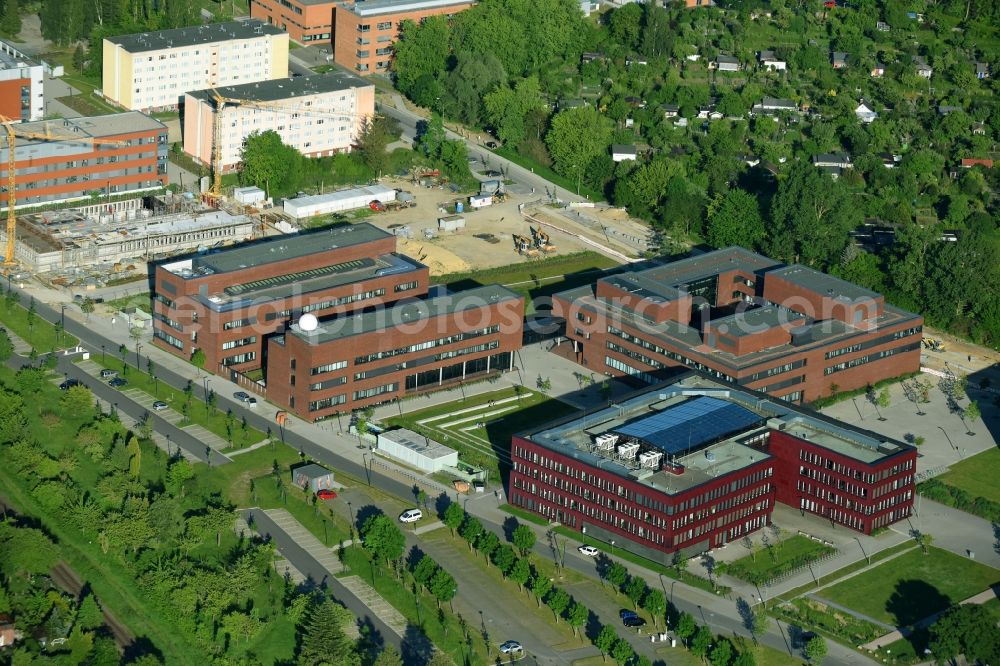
[485,170,502,177]
[485,141,499,149]
[623,616,646,628]
[619,609,638,621]
[59,378,82,390]
[109,377,128,388]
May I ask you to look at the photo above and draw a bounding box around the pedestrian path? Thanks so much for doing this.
[261,509,345,574]
[336,576,408,639]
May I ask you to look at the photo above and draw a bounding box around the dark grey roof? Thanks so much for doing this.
[716,55,739,64]
[107,20,284,53]
[813,153,851,164]
[13,112,166,140]
[187,223,391,276]
[757,97,796,109]
[187,71,371,104]
[611,144,638,154]
[290,285,522,345]
[294,463,332,479]
[711,305,807,337]
[765,264,879,303]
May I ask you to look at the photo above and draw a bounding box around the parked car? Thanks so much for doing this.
[577,545,599,557]
[152,401,169,411]
[316,489,337,500]
[99,369,117,379]
[233,391,250,402]
[59,378,81,390]
[486,141,499,149]
[399,509,423,523]
[109,377,128,388]
[499,640,522,654]
[246,397,257,408]
[485,170,502,177]
[623,615,646,628]
[619,609,638,621]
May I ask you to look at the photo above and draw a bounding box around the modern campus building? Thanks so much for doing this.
[249,0,473,73]
[151,222,523,420]
[509,372,917,561]
[0,39,49,122]
[102,20,289,111]
[183,71,374,173]
[0,113,168,213]
[552,247,923,404]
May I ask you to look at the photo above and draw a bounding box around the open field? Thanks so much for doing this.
[937,448,1000,504]
[821,547,1000,627]
[725,534,836,584]
[385,387,577,478]
[0,296,79,351]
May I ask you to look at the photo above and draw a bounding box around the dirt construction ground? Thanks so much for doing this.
[353,175,649,275]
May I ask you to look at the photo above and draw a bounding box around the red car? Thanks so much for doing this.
[316,489,337,500]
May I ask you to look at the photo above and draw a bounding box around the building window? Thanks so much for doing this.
[221,336,256,350]
[310,360,347,376]
[309,395,346,412]
[221,352,256,366]
[394,281,419,293]
[376,21,392,30]
[353,383,398,401]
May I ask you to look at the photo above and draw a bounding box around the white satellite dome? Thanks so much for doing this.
[298,313,319,331]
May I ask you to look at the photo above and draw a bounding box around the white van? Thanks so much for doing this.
[399,509,423,523]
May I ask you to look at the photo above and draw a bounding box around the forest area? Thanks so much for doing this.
[390,0,1000,348]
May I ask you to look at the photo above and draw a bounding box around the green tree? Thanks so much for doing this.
[0,0,21,36]
[443,502,465,536]
[642,588,666,628]
[373,646,404,666]
[767,163,862,267]
[477,531,500,561]
[509,557,531,591]
[804,635,827,664]
[929,604,1000,665]
[546,588,571,622]
[530,573,552,608]
[511,524,536,556]
[298,599,359,666]
[0,330,12,363]
[624,576,647,610]
[733,651,756,666]
[413,554,439,590]
[190,348,206,370]
[595,624,617,661]
[60,384,93,417]
[459,515,483,551]
[76,592,105,630]
[392,16,451,99]
[491,543,517,575]
[14,366,46,394]
[545,106,613,187]
[356,115,399,177]
[80,298,95,321]
[675,612,696,643]
[691,625,713,659]
[611,637,634,665]
[710,639,734,666]
[607,562,628,590]
[964,401,980,426]
[483,76,544,147]
[360,514,406,564]
[567,600,588,637]
[239,130,303,198]
[706,189,766,250]
[440,51,506,126]
[429,567,457,608]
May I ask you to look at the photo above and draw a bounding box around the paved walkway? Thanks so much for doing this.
[258,509,345,574]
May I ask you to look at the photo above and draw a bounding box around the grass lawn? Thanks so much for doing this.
[937,448,1000,503]
[821,546,1000,627]
[93,355,268,447]
[432,251,621,314]
[0,299,79,352]
[725,535,836,584]
[338,545,491,664]
[250,472,351,546]
[385,386,577,479]
[775,542,917,602]
[56,92,121,117]
[105,293,152,312]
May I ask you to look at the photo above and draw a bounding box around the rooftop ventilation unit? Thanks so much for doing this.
[705,450,716,462]
[639,451,662,469]
[595,434,618,450]
[617,442,639,459]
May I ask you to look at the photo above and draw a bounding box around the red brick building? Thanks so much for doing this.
[552,247,923,404]
[0,113,168,211]
[509,373,916,561]
[152,223,523,420]
[152,223,429,371]
[267,284,523,420]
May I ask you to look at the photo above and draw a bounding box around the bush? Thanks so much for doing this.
[917,478,1000,523]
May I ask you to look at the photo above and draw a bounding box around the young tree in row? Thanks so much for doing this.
[611,637,634,666]
[804,635,827,664]
[509,557,531,592]
[546,587,571,623]
[607,562,628,591]
[443,502,465,536]
[642,588,666,629]
[567,601,588,637]
[530,573,552,608]
[460,515,483,551]
[360,514,405,565]
[511,524,536,557]
[429,568,456,609]
[624,576,647,611]
[492,543,517,576]
[691,625,714,659]
[595,625,618,662]
[413,554,439,592]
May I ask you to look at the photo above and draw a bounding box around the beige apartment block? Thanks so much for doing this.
[183,71,374,173]
[102,20,289,112]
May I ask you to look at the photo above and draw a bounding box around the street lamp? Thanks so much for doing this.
[361,452,372,486]
[101,344,105,363]
[610,540,615,559]
[937,425,956,452]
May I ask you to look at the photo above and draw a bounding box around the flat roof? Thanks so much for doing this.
[523,373,913,494]
[712,305,807,337]
[0,38,38,69]
[287,284,521,345]
[379,428,457,460]
[12,113,167,141]
[187,71,371,104]
[766,264,879,303]
[161,223,391,278]
[341,0,472,16]
[295,463,332,478]
[107,20,284,53]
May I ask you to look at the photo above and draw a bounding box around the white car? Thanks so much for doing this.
[499,640,523,654]
[578,545,600,557]
[399,508,423,523]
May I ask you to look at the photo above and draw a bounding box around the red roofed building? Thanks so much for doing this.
[960,158,993,169]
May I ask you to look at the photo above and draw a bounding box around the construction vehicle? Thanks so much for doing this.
[513,233,538,257]
[369,200,386,212]
[207,90,369,202]
[530,226,557,253]
[2,116,127,267]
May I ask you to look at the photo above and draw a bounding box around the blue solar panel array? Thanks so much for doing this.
[612,396,763,456]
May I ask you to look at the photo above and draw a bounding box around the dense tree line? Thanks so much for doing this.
[392,0,1000,348]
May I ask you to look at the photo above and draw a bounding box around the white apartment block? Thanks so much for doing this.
[0,39,59,122]
[183,72,374,173]
[102,20,289,112]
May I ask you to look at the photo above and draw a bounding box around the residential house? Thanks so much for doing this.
[611,144,638,162]
[876,21,890,32]
[741,155,761,167]
[906,11,925,22]
[961,158,993,169]
[975,62,990,79]
[0,616,17,648]
[625,58,648,67]
[972,122,986,136]
[581,52,605,65]
[913,56,933,78]
[871,63,886,78]
[937,105,963,116]
[855,100,878,124]
[684,0,715,7]
[832,51,848,69]
[713,55,741,72]
[878,153,901,169]
[579,0,600,17]
[751,97,798,115]
[758,50,787,71]
[813,152,853,178]
[661,103,679,118]
[674,117,689,128]
[624,96,645,109]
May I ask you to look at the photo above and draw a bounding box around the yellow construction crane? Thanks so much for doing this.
[207,91,373,199]
[2,116,127,267]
